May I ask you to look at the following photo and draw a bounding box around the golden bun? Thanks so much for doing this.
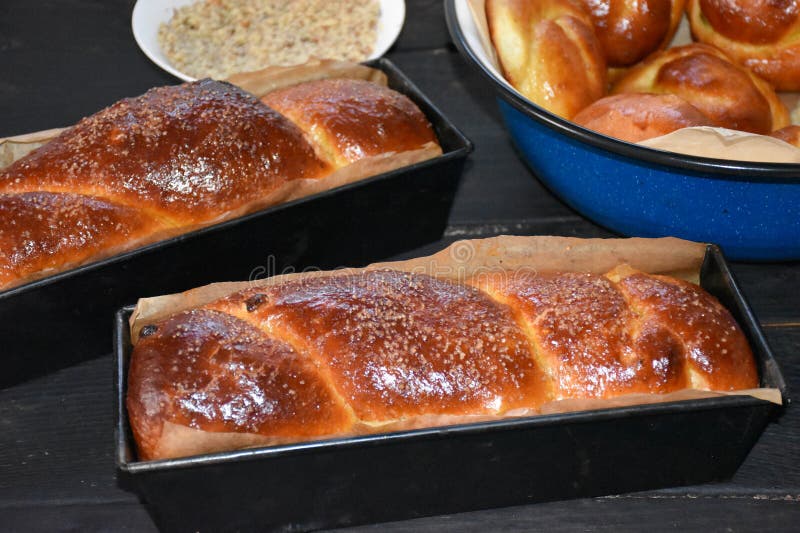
[576,0,687,67]
[611,43,790,134]
[486,0,607,119]
[573,93,714,142]
[687,0,800,91]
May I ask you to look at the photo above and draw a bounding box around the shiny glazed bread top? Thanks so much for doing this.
[611,43,790,134]
[575,0,687,67]
[127,266,758,461]
[572,93,714,143]
[262,78,439,167]
[1,80,329,219]
[485,0,607,119]
[0,78,440,290]
[687,0,800,91]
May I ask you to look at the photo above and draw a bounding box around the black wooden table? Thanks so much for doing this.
[1,1,798,530]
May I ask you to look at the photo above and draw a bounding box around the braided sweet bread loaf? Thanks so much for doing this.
[687,0,800,91]
[0,78,440,291]
[128,253,758,461]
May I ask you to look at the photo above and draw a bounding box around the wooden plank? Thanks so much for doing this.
[3,502,156,532]
[3,496,799,532]
[393,0,452,52]
[336,497,800,532]
[729,264,800,325]
[0,353,135,506]
[0,0,176,136]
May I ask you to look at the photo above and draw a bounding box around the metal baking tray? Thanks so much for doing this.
[1,58,471,388]
[114,244,787,532]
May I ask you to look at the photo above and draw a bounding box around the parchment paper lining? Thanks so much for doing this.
[464,0,800,163]
[128,235,781,454]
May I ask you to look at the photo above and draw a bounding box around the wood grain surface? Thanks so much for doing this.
[0,0,797,531]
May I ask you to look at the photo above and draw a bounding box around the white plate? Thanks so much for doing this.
[132,0,406,82]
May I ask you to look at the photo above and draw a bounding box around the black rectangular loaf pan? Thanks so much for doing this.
[1,58,471,388]
[115,244,787,533]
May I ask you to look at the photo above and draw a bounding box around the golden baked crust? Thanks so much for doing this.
[209,270,549,421]
[576,0,687,67]
[611,269,757,390]
[687,0,800,91]
[127,309,354,461]
[0,192,162,288]
[1,80,330,222]
[262,79,439,167]
[128,266,758,460]
[0,78,441,291]
[611,43,790,134]
[572,93,714,142]
[486,0,607,119]
[471,270,691,398]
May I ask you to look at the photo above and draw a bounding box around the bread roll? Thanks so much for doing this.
[0,78,440,290]
[128,265,758,460]
[611,43,790,134]
[770,125,800,148]
[573,93,714,142]
[687,0,800,91]
[485,0,607,119]
[575,0,686,67]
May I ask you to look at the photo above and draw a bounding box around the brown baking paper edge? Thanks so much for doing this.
[226,57,388,97]
[0,127,68,168]
[464,0,800,163]
[129,235,781,437]
[130,235,708,337]
[640,127,800,163]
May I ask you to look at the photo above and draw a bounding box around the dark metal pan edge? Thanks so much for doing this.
[119,394,771,474]
[703,244,789,401]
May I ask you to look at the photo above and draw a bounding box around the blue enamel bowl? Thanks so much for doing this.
[445,0,800,260]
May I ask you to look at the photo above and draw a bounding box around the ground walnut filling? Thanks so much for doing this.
[158,0,380,79]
